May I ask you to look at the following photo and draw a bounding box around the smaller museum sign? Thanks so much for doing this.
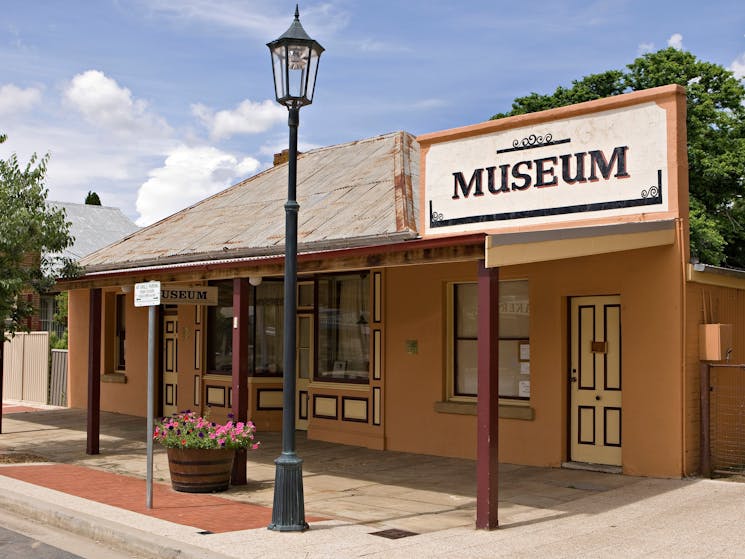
[160,284,218,306]
[423,101,670,236]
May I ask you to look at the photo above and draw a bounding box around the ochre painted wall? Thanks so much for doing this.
[385,241,685,477]
[67,289,90,409]
[100,290,150,416]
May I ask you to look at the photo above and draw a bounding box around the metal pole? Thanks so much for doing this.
[269,105,308,532]
[146,304,156,509]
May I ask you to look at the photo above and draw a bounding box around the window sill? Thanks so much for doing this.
[102,372,127,384]
[434,400,534,420]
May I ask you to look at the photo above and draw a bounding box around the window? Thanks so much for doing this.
[450,280,530,400]
[206,281,233,373]
[115,293,126,370]
[249,281,284,376]
[316,273,370,382]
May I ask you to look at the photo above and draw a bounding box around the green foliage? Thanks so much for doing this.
[54,291,69,327]
[85,190,102,205]
[0,134,76,341]
[49,330,68,350]
[491,48,745,268]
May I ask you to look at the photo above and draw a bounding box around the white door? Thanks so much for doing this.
[570,296,622,466]
[295,313,313,430]
[162,313,179,417]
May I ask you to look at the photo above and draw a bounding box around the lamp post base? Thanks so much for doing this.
[268,451,309,532]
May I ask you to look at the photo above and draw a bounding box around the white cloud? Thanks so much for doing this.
[667,33,684,50]
[135,145,260,226]
[731,53,745,79]
[637,42,655,55]
[0,84,42,115]
[192,99,285,141]
[140,0,349,39]
[64,70,171,137]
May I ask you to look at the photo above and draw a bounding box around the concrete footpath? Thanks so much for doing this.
[2,404,745,558]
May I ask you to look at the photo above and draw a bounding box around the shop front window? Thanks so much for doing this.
[115,293,126,370]
[316,273,370,382]
[450,280,530,400]
[206,281,233,374]
[249,281,284,376]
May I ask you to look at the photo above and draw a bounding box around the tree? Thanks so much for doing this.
[85,190,102,205]
[492,48,745,268]
[0,134,76,342]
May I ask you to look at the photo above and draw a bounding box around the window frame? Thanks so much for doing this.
[446,279,530,402]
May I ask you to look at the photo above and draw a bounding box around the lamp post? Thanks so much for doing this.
[266,5,323,532]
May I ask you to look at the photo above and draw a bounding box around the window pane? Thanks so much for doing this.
[451,280,530,400]
[455,284,478,338]
[206,281,233,373]
[455,339,477,396]
[317,273,370,382]
[499,280,529,338]
[251,282,283,376]
[116,293,126,370]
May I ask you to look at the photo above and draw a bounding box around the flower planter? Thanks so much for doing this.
[166,447,235,493]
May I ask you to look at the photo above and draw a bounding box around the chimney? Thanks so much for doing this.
[273,149,290,166]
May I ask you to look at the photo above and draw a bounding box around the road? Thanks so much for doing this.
[0,508,143,559]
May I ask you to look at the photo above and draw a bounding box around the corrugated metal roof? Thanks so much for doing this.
[48,202,139,261]
[80,131,420,272]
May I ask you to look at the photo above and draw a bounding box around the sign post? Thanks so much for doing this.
[135,281,161,509]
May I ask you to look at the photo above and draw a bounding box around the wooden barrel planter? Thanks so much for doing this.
[167,447,235,493]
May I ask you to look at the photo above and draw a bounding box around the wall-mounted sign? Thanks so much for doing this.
[423,102,669,236]
[160,284,218,306]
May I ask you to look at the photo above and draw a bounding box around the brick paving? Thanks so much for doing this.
[0,463,280,533]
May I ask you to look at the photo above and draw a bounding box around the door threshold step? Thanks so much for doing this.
[562,461,622,474]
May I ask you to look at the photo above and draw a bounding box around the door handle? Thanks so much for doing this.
[595,395,601,401]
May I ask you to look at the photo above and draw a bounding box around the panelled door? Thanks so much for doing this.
[570,296,622,466]
[162,311,179,417]
[295,313,313,431]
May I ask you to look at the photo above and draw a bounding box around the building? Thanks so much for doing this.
[61,85,745,503]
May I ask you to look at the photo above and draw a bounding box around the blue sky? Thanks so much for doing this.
[1,0,743,226]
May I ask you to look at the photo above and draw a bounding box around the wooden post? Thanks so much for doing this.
[231,278,250,485]
[476,261,499,529]
[87,288,102,455]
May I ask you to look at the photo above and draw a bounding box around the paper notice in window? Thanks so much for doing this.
[520,361,530,375]
[519,343,530,361]
[518,380,530,398]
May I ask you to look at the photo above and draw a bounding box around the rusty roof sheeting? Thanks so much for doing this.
[81,131,420,272]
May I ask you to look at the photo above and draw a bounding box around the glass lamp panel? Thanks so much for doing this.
[271,46,288,101]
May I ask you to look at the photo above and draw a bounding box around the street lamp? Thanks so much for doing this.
[266,5,323,532]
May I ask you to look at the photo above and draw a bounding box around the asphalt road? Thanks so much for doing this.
[0,508,141,559]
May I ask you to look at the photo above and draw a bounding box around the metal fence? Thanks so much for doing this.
[2,333,67,406]
[49,349,68,406]
[2,332,50,403]
[706,363,745,476]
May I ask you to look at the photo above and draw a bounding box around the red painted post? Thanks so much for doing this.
[231,278,250,485]
[86,288,102,455]
[476,261,499,529]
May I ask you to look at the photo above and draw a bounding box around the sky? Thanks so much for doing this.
[1,1,744,227]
